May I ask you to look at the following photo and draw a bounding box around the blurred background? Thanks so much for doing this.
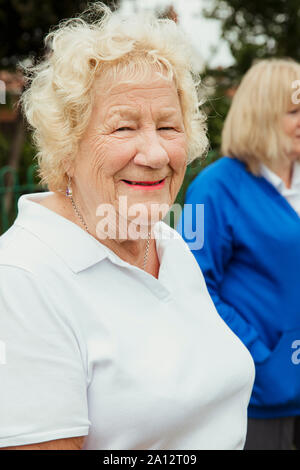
[0,0,300,233]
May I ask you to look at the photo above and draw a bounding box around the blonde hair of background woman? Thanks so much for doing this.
[20,1,208,192]
[221,58,300,174]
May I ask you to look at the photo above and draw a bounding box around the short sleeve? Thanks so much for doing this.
[0,265,90,448]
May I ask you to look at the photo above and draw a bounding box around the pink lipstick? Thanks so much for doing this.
[122,178,166,190]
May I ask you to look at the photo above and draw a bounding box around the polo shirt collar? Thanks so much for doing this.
[15,192,109,273]
[260,163,285,191]
[291,161,300,188]
[14,192,179,274]
[260,161,300,192]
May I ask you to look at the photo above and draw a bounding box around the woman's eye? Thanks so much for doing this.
[115,127,133,132]
[158,127,176,131]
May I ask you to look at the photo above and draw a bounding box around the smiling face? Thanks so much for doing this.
[70,68,187,234]
[282,105,300,161]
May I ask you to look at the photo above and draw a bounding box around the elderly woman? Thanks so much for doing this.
[0,3,254,450]
[178,58,300,450]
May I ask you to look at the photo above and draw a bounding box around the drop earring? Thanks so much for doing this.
[66,175,72,198]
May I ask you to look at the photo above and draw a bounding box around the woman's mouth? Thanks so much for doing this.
[121,178,166,190]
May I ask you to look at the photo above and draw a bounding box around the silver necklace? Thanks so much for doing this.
[69,195,89,233]
[66,177,151,270]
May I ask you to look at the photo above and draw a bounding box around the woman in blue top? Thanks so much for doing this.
[178,58,300,450]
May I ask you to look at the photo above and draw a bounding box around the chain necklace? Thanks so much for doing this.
[66,178,151,270]
[69,195,89,233]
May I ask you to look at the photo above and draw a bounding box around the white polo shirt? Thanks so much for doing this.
[0,192,255,450]
[260,161,300,215]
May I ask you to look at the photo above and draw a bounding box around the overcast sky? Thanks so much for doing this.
[119,0,234,68]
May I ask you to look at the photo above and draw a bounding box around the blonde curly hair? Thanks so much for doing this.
[20,2,208,191]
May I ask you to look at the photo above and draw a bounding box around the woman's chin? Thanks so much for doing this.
[126,207,170,233]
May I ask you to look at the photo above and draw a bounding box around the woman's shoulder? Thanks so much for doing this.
[197,156,246,182]
[0,224,26,263]
[0,225,80,331]
[0,227,38,280]
[0,218,55,278]
[187,156,246,200]
[0,192,77,276]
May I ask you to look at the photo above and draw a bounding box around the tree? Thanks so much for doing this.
[0,0,120,68]
[204,0,300,76]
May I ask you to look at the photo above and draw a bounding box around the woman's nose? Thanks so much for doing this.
[133,131,170,168]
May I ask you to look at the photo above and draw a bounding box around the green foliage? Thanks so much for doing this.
[204,0,300,75]
[0,0,120,68]
[201,67,235,155]
[19,132,38,184]
[0,131,9,167]
[0,127,37,183]
[175,150,219,208]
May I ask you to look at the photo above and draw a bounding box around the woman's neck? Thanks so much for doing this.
[38,192,161,278]
[269,160,294,189]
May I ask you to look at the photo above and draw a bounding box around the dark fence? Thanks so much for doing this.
[0,164,46,234]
